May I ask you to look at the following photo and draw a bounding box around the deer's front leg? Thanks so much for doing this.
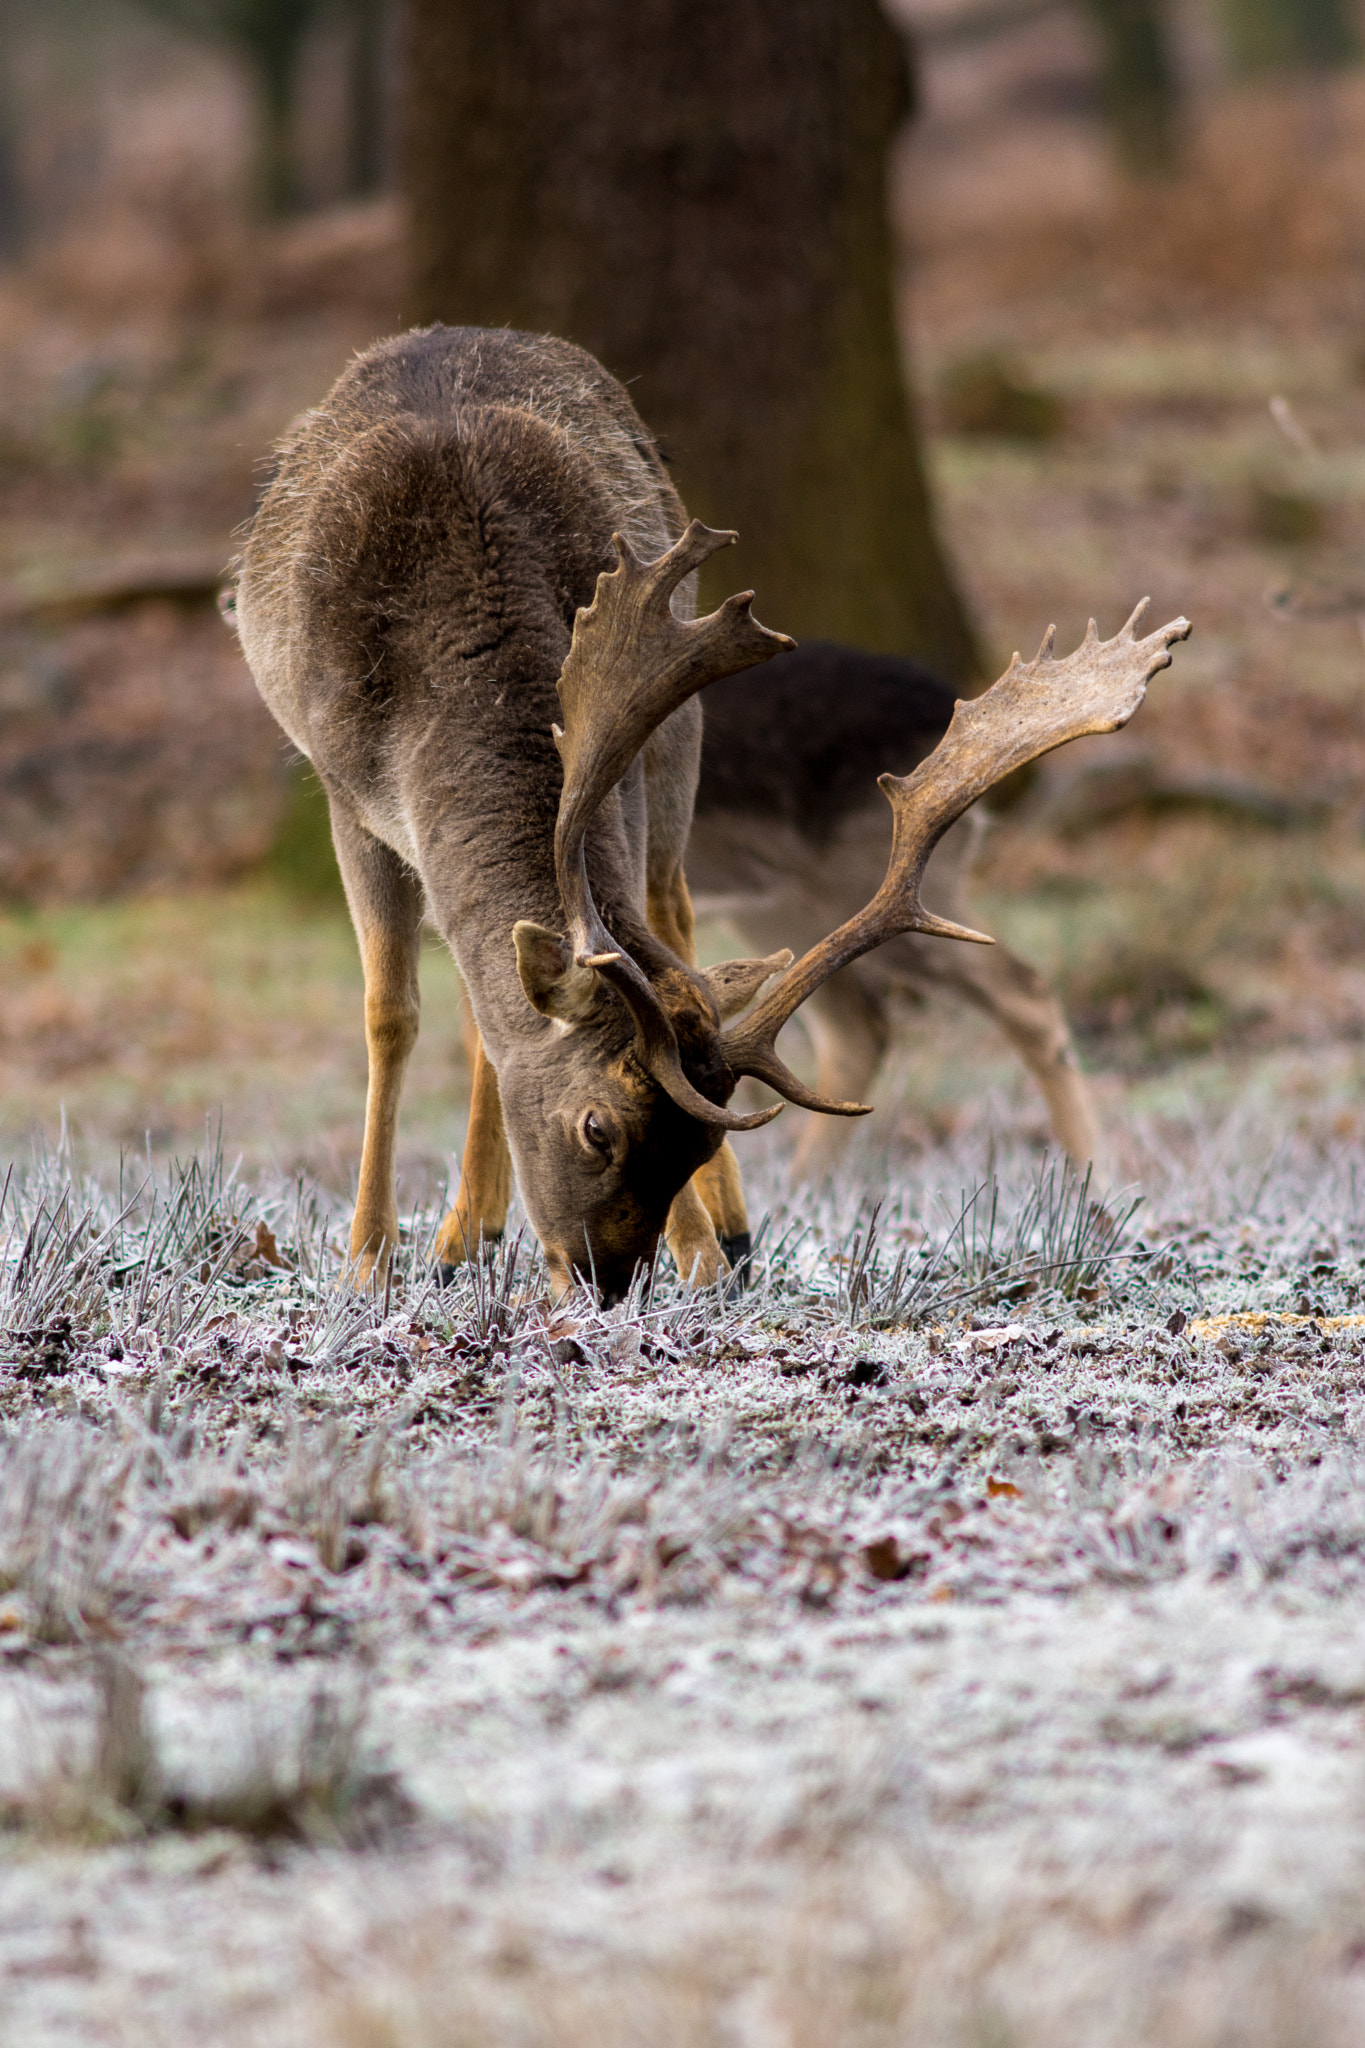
[689,1146,751,1272]
[664,1177,730,1288]
[332,801,423,1289]
[434,1019,512,1276]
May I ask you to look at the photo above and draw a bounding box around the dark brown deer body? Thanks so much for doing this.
[689,644,1101,1177]
[233,324,1190,1301]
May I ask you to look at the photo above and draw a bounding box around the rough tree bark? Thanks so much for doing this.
[401,0,984,684]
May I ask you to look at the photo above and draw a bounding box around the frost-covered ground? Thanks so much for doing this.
[4,1103,1365,2046]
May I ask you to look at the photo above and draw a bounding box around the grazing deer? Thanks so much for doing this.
[230,324,1188,1301]
[689,643,1101,1178]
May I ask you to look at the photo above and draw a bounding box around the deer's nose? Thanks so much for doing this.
[582,1243,644,1307]
[544,1249,577,1303]
[544,1231,647,1308]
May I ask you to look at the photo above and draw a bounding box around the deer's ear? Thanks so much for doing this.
[513,921,601,1025]
[702,950,794,1021]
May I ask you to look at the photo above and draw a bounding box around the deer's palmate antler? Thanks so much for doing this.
[720,602,1192,1113]
[550,523,1188,1132]
[549,518,794,1129]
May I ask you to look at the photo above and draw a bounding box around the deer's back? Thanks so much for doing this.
[696,641,955,840]
[687,642,964,957]
[688,643,989,1008]
[234,326,687,804]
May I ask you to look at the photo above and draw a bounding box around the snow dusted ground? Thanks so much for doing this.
[3,1101,1365,2045]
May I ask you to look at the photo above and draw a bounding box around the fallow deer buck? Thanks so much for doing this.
[231,325,1189,1302]
[689,643,1103,1179]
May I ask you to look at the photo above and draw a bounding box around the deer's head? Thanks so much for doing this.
[506,519,1190,1301]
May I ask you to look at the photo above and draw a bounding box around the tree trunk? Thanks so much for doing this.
[228,0,320,217]
[247,35,299,218]
[343,0,388,200]
[131,2,317,217]
[1220,0,1358,73]
[1078,0,1182,174]
[0,84,24,264]
[400,0,984,685]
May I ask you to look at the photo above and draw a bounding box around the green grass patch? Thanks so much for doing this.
[264,760,346,902]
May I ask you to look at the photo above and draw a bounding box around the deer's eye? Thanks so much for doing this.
[581,1110,614,1157]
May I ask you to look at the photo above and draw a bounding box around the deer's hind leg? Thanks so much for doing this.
[920,940,1102,1169]
[791,969,892,1182]
[331,800,424,1288]
[647,860,747,1282]
[433,1012,513,1276]
[903,815,1102,1170]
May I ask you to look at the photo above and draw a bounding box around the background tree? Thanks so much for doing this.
[134,0,322,216]
[402,0,984,684]
[0,91,23,264]
[1219,0,1359,74]
[855,3,1185,182]
[342,0,388,200]
[1077,0,1181,174]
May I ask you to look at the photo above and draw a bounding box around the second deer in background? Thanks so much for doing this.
[688,643,1102,1179]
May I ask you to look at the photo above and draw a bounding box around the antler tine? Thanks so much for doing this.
[589,951,783,1132]
[554,518,792,955]
[551,518,793,1130]
[723,605,1192,1116]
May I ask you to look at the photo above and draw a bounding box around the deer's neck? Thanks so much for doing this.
[386,656,651,1066]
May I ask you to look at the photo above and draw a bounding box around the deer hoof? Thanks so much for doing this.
[720,1232,752,1291]
[433,1233,503,1286]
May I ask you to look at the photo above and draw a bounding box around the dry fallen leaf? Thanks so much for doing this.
[253,1220,290,1270]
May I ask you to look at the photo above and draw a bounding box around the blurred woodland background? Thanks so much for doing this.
[3,0,1365,1185]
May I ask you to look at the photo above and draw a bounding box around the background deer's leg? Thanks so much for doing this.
[433,1013,513,1276]
[902,813,1103,1171]
[917,940,1102,1170]
[331,800,423,1288]
[647,861,736,1283]
[791,970,892,1181]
